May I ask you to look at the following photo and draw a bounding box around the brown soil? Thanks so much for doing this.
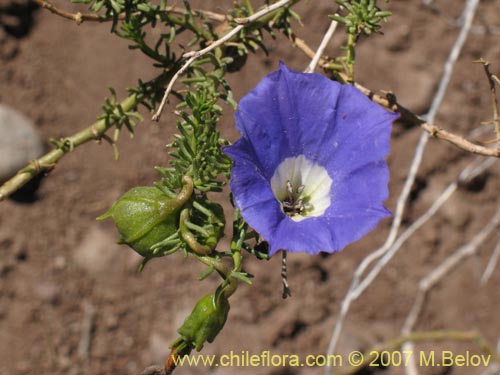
[1,1,500,375]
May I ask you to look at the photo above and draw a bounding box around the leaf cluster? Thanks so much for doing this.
[331,0,392,36]
[155,74,232,195]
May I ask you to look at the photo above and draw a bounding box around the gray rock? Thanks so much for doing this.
[0,104,44,182]
[72,225,122,277]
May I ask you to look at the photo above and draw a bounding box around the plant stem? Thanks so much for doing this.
[0,94,138,201]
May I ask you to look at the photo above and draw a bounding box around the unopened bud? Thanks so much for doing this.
[177,293,230,351]
[97,176,193,258]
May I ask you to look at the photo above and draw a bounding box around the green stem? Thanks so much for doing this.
[222,209,246,298]
[194,254,230,276]
[346,32,356,83]
[0,94,139,202]
[244,0,254,14]
[180,209,212,255]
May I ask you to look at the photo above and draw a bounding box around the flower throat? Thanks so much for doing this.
[282,180,314,218]
[270,155,333,222]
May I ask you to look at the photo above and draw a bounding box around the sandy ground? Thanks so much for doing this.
[1,1,500,374]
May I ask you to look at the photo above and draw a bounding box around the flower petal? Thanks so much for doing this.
[269,216,336,256]
[228,143,284,242]
[329,159,390,215]
[273,63,343,163]
[321,84,397,174]
[226,63,397,256]
[233,70,291,180]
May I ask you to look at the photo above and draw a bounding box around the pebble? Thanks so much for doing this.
[72,225,122,277]
[0,104,44,182]
[33,281,60,305]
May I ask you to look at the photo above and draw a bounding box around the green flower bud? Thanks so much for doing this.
[178,293,230,351]
[97,176,193,258]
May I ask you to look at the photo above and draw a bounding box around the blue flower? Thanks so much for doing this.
[224,63,398,256]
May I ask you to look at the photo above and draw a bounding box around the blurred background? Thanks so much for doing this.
[1,0,500,374]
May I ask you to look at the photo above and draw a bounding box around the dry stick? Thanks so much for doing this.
[2,4,492,202]
[152,0,296,121]
[78,301,96,361]
[0,94,139,202]
[32,0,227,24]
[324,1,481,373]
[398,165,498,375]
[0,1,297,199]
[352,156,498,301]
[33,0,95,24]
[292,33,500,158]
[401,206,500,374]
[304,18,339,73]
[326,154,495,375]
[476,59,500,141]
[480,239,500,284]
[422,0,500,37]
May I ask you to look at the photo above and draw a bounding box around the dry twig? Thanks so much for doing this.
[476,58,500,142]
[78,301,96,361]
[481,239,500,285]
[304,18,339,73]
[401,206,500,374]
[152,0,297,121]
[325,1,481,373]
[291,10,500,158]
[32,0,227,24]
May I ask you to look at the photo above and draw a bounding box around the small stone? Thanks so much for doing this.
[0,104,44,182]
[53,256,67,270]
[34,281,60,305]
[72,225,122,277]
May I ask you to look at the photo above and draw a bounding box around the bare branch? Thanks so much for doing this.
[481,239,500,284]
[325,1,481,372]
[33,0,228,24]
[291,6,500,159]
[476,59,500,141]
[401,206,500,373]
[152,0,297,121]
[304,19,339,73]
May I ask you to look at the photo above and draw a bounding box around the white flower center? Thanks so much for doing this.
[270,155,333,222]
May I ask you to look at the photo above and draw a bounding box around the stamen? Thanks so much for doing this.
[281,180,313,218]
[270,155,333,222]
